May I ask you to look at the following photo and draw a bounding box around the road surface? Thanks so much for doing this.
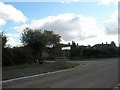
[2,58,118,88]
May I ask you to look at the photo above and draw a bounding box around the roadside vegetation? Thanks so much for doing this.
[1,29,61,66]
[3,63,44,70]
[1,28,120,68]
[66,62,80,68]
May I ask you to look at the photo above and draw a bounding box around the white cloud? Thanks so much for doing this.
[0,18,6,25]
[12,13,99,42]
[99,0,119,5]
[12,13,119,46]
[6,37,22,47]
[12,24,29,32]
[103,11,118,35]
[0,2,27,25]
[100,11,118,46]
[6,33,21,38]
[5,33,22,47]
[61,0,81,3]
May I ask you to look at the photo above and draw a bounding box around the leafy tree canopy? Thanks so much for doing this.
[0,31,7,48]
[21,28,61,59]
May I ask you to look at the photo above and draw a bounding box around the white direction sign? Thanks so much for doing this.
[61,46,71,50]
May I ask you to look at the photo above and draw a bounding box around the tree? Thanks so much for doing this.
[71,41,80,57]
[21,28,61,61]
[118,45,120,57]
[1,32,15,66]
[110,41,116,47]
[21,28,46,53]
[0,32,7,48]
[11,47,33,65]
[43,30,61,47]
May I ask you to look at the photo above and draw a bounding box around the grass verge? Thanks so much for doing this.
[66,62,80,68]
[2,63,44,70]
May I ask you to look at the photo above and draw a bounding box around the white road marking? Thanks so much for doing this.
[2,68,75,83]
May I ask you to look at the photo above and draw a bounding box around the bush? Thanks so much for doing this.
[2,47,34,66]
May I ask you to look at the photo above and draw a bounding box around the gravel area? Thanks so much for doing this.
[2,61,69,80]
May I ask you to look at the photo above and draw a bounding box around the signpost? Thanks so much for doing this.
[61,46,71,50]
[61,46,71,58]
[55,46,71,68]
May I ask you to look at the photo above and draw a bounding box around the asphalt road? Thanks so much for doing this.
[2,58,118,88]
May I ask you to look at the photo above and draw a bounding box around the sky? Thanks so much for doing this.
[0,0,119,47]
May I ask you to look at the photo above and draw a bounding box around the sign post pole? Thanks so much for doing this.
[61,46,71,58]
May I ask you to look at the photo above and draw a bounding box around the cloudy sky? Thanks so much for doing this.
[0,0,119,46]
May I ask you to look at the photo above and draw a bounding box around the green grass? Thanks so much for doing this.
[66,62,80,68]
[2,63,44,70]
[2,62,80,70]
